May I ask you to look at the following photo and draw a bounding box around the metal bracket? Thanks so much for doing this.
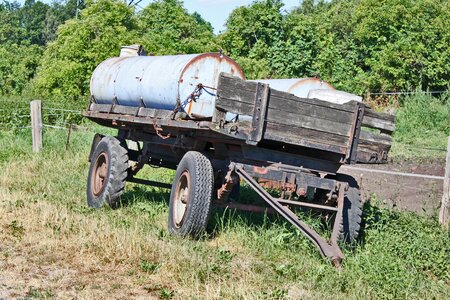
[346,102,365,164]
[247,82,270,145]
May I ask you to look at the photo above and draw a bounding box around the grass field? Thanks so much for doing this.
[0,125,449,299]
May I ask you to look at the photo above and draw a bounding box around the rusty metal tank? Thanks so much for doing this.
[90,52,244,118]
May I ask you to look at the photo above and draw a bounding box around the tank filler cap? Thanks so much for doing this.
[119,44,147,57]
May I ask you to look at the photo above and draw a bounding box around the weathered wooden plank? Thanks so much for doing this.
[264,122,348,154]
[89,103,172,119]
[362,115,396,132]
[356,138,392,163]
[265,122,349,147]
[267,110,352,137]
[216,96,353,137]
[358,139,391,153]
[217,93,354,126]
[30,100,43,153]
[248,82,270,144]
[439,137,450,228]
[139,107,173,119]
[215,96,253,115]
[219,74,357,113]
[356,150,388,164]
[364,109,396,122]
[360,130,392,145]
[90,103,110,113]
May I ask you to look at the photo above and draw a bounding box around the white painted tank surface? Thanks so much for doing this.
[90,53,244,118]
[251,78,362,104]
[250,78,335,98]
[307,89,362,104]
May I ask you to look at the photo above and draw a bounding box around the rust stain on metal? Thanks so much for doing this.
[289,78,335,93]
[253,166,268,175]
[217,170,240,201]
[179,52,245,82]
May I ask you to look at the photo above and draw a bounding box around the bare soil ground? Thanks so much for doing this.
[340,157,445,215]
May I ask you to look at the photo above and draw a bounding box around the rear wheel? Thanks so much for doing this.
[336,174,362,243]
[87,136,128,208]
[168,151,214,237]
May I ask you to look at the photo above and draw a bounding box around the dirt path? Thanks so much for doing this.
[340,157,445,215]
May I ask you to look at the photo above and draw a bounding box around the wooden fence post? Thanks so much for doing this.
[439,136,450,229]
[30,100,43,152]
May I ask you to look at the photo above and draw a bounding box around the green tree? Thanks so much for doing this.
[137,0,216,55]
[0,1,23,45]
[33,0,137,99]
[221,0,449,94]
[0,44,43,95]
[219,0,284,79]
[19,0,50,46]
[43,0,86,43]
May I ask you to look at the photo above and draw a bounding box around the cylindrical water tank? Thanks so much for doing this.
[251,78,362,104]
[90,53,244,118]
[250,78,335,98]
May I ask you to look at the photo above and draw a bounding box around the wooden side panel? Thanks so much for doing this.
[216,73,396,163]
[216,73,354,155]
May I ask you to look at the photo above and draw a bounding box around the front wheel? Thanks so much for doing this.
[168,151,214,237]
[87,136,128,208]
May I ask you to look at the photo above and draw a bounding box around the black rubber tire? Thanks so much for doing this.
[336,174,363,243]
[87,136,128,209]
[168,151,214,237]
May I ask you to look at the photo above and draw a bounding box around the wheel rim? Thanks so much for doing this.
[173,170,190,228]
[91,152,109,197]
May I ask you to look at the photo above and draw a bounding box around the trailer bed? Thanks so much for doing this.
[213,74,395,164]
[85,73,395,166]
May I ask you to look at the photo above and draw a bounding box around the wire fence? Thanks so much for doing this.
[366,90,448,96]
[0,100,89,132]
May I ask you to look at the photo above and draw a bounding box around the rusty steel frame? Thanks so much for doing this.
[84,95,355,266]
[231,163,345,265]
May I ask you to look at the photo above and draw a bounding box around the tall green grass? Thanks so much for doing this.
[391,93,449,158]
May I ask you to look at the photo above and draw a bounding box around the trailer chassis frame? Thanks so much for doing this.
[84,105,352,266]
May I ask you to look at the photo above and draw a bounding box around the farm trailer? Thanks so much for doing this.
[84,71,394,266]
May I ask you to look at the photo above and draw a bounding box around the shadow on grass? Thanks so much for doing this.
[120,185,171,207]
[116,182,398,252]
[357,200,401,246]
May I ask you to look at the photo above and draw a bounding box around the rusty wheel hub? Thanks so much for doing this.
[173,170,190,228]
[91,152,109,197]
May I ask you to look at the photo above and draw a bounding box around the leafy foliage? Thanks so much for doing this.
[219,0,284,79]
[137,0,216,55]
[33,0,137,99]
[0,44,43,95]
[0,0,448,100]
[220,0,450,94]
